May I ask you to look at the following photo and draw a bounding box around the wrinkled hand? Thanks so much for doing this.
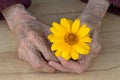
[15,17,57,72]
[1,4,58,72]
[49,21,101,73]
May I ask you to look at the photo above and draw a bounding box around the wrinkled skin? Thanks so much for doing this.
[49,0,110,73]
[2,4,57,72]
[48,19,102,73]
[17,20,58,72]
[1,0,110,73]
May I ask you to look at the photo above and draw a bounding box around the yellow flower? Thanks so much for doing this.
[48,18,92,60]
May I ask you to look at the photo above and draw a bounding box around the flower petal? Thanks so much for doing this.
[61,46,71,60]
[80,35,92,43]
[52,22,67,34]
[53,38,64,43]
[51,43,57,51]
[60,18,71,32]
[50,37,65,43]
[72,19,80,33]
[53,34,64,39]
[50,27,59,34]
[55,51,61,57]
[71,49,79,60]
[48,34,54,40]
[56,42,70,51]
[73,43,89,55]
[65,55,71,60]
[67,19,73,26]
[77,24,90,37]
[80,42,90,50]
[62,52,71,60]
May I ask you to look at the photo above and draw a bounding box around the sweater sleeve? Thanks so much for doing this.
[80,0,120,16]
[0,0,31,20]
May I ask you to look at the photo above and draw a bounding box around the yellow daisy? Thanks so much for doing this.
[48,18,92,60]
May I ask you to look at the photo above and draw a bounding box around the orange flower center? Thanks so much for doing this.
[64,33,78,45]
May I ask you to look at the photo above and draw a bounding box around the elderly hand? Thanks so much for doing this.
[48,25,101,73]
[17,20,57,72]
[2,4,57,72]
[49,34,101,73]
[48,0,111,73]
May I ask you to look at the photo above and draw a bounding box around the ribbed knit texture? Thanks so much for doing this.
[80,0,120,15]
[0,0,31,20]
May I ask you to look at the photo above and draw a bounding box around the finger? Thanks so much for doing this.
[28,31,58,61]
[48,61,69,72]
[92,31,99,41]
[58,57,84,73]
[77,52,95,73]
[57,57,70,68]
[37,21,52,45]
[90,31,101,54]
[18,43,29,60]
[21,39,55,72]
[38,21,51,38]
[57,57,75,70]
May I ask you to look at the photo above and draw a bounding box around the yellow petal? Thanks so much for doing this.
[72,19,80,33]
[73,43,89,55]
[51,43,58,51]
[80,35,92,43]
[71,49,79,60]
[50,36,65,43]
[55,51,61,57]
[77,24,90,37]
[62,52,70,60]
[52,22,67,34]
[67,19,73,26]
[53,33,65,39]
[50,27,59,34]
[57,42,70,51]
[60,18,71,32]
[65,55,71,60]
[61,46,71,60]
[80,42,90,50]
[48,34,54,40]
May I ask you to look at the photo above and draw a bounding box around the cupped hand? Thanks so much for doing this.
[1,4,58,72]
[15,17,57,72]
[48,20,101,73]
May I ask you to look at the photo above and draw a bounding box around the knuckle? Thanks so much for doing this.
[21,38,27,44]
[18,51,22,59]
[95,43,102,53]
[20,38,33,49]
[20,40,28,48]
[92,42,102,54]
[33,64,42,71]
[97,44,102,52]
[28,31,36,38]
[27,30,41,42]
[17,49,26,60]
[18,46,22,52]
[18,45,24,59]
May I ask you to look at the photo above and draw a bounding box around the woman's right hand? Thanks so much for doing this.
[17,18,57,72]
[1,4,57,72]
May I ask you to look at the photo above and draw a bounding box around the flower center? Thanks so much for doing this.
[65,33,78,45]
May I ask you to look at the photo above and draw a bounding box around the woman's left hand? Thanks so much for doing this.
[48,21,101,73]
